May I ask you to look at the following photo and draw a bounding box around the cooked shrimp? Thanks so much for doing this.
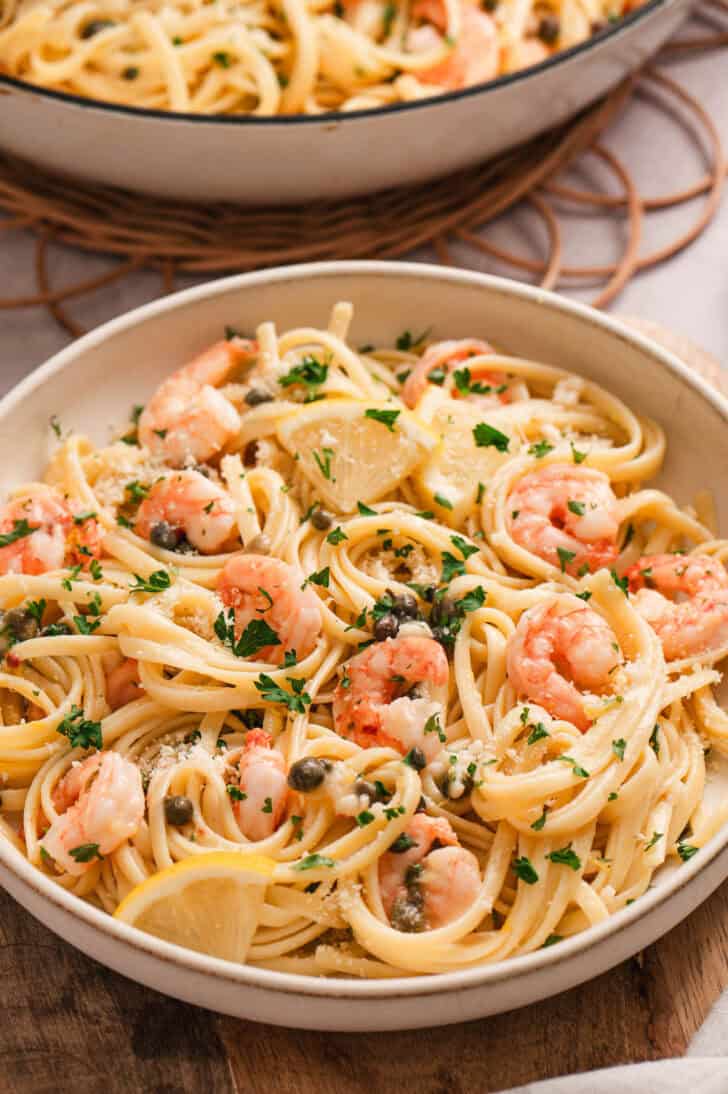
[507,595,620,731]
[401,338,504,409]
[506,464,620,577]
[379,813,480,931]
[138,338,257,467]
[229,729,288,841]
[217,554,322,664]
[333,635,449,759]
[106,658,142,710]
[0,485,101,576]
[42,751,144,876]
[627,553,728,660]
[408,0,499,90]
[134,469,238,554]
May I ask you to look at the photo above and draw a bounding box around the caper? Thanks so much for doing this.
[244,388,273,407]
[354,778,381,802]
[287,757,332,792]
[537,14,560,42]
[243,441,259,467]
[390,894,425,933]
[81,18,115,37]
[374,613,399,642]
[150,520,182,551]
[310,508,333,531]
[246,533,271,555]
[5,608,39,643]
[164,795,194,826]
[390,591,419,619]
[405,747,426,772]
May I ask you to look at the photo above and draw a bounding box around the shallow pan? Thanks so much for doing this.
[0,0,693,203]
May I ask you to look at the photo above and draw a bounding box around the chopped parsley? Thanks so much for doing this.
[306,567,330,589]
[528,440,554,459]
[612,738,626,761]
[326,526,348,545]
[556,547,576,573]
[279,355,328,398]
[649,724,660,756]
[610,569,629,595]
[527,722,549,745]
[513,856,539,884]
[546,845,582,870]
[226,785,247,802]
[254,673,311,714]
[542,934,563,948]
[26,599,46,625]
[69,843,102,863]
[389,833,417,853]
[313,447,335,480]
[450,534,479,560]
[644,831,662,852]
[365,408,400,432]
[434,493,453,511]
[423,712,446,743]
[292,853,336,871]
[357,501,377,516]
[557,755,589,779]
[531,806,548,831]
[395,328,430,351]
[677,841,698,862]
[0,520,37,548]
[570,442,587,464]
[129,570,171,594]
[441,551,465,583]
[575,590,592,601]
[473,422,509,452]
[356,810,375,827]
[125,480,149,503]
[212,50,231,67]
[567,500,586,516]
[215,610,280,659]
[57,705,102,750]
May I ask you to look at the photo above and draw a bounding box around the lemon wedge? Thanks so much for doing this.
[414,401,519,526]
[276,398,437,512]
[114,851,275,962]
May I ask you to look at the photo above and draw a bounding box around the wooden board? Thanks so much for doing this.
[3,319,727,1094]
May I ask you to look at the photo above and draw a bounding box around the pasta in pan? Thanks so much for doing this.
[1,301,727,977]
[0,0,645,116]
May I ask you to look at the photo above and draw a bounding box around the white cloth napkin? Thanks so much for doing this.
[500,1059,728,1093]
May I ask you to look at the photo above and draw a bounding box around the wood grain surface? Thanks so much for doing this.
[3,319,726,1094]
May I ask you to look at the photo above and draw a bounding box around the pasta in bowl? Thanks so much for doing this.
[1,263,728,1028]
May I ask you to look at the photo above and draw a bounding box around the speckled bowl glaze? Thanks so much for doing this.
[1,262,727,1030]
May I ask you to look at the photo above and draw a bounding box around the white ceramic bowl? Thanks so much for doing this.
[2,262,727,1031]
[0,0,693,202]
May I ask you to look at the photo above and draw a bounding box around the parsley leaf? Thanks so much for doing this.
[677,841,698,862]
[69,842,102,863]
[513,856,539,884]
[557,547,576,573]
[531,806,548,831]
[612,738,626,761]
[527,722,549,745]
[293,853,336,871]
[529,440,553,459]
[357,501,377,516]
[611,569,629,595]
[326,526,348,545]
[450,534,479,560]
[557,755,589,779]
[441,551,465,583]
[365,408,400,432]
[279,355,328,395]
[306,567,330,589]
[313,447,335,480]
[254,674,311,714]
[57,705,102,750]
[546,844,582,870]
[473,422,510,451]
[129,570,171,594]
[0,519,37,548]
[567,500,586,516]
[215,610,280,659]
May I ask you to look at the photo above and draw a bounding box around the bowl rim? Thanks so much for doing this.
[0,0,668,129]
[2,258,728,1001]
